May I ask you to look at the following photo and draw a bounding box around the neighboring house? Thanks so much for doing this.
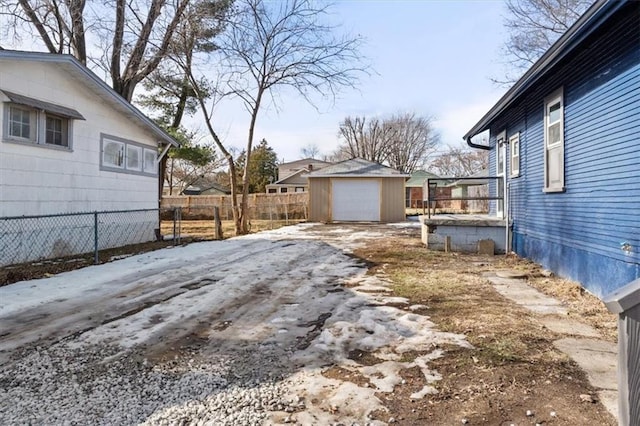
[405,170,441,208]
[308,158,408,222]
[0,50,178,217]
[463,0,640,297]
[182,183,231,196]
[266,158,331,193]
[446,168,489,212]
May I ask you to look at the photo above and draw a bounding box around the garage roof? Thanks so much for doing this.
[307,158,410,178]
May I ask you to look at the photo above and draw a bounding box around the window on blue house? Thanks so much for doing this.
[510,132,520,177]
[544,88,564,192]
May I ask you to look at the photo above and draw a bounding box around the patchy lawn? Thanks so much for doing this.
[353,233,616,425]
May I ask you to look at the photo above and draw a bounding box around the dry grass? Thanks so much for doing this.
[353,233,616,425]
[161,219,306,240]
[487,255,617,341]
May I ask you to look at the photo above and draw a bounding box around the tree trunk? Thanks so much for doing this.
[172,76,190,129]
[238,92,263,235]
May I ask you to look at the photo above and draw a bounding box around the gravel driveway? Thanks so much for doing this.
[0,223,470,425]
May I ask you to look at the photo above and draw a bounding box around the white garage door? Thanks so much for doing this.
[332,179,380,221]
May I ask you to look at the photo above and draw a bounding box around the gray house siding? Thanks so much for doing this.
[488,2,640,297]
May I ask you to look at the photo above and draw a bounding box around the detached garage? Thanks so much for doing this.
[308,158,409,222]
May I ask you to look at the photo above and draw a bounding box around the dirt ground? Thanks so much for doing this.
[0,222,618,425]
[352,229,617,425]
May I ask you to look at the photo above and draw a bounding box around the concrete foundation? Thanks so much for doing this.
[420,214,509,254]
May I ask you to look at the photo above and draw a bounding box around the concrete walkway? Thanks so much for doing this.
[485,272,618,421]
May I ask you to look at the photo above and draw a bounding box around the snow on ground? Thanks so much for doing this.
[0,222,470,425]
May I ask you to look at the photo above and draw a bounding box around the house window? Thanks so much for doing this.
[544,88,564,192]
[100,134,158,176]
[127,145,142,171]
[510,132,520,177]
[5,104,75,148]
[281,187,288,193]
[45,115,69,147]
[143,148,157,174]
[8,106,35,141]
[268,188,277,193]
[295,187,305,193]
[496,132,505,176]
[103,139,125,168]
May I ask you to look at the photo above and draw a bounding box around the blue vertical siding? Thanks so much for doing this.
[488,2,640,297]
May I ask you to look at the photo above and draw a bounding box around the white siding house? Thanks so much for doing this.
[0,50,179,266]
[0,50,178,217]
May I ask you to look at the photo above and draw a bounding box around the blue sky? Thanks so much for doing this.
[4,0,511,163]
[211,0,510,162]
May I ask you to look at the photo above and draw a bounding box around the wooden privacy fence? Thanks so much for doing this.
[161,193,309,221]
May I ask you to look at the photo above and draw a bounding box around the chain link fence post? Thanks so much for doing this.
[173,207,182,245]
[93,211,99,264]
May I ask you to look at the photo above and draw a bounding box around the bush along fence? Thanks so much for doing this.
[0,209,164,267]
[161,193,309,222]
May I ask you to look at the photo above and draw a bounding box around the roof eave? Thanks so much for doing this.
[0,50,180,147]
[463,0,624,143]
[308,174,411,178]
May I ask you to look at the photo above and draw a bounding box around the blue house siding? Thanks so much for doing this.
[488,2,640,297]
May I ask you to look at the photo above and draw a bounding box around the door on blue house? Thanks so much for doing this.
[496,131,506,218]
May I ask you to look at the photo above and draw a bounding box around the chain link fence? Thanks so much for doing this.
[0,209,162,267]
[1,196,309,268]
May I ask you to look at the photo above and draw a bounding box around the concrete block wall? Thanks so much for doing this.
[423,224,507,254]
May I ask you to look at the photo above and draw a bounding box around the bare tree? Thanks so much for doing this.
[384,113,440,173]
[1,0,200,101]
[429,144,488,177]
[185,0,366,234]
[0,0,88,62]
[334,113,440,173]
[334,116,391,163]
[497,0,594,84]
[300,143,320,159]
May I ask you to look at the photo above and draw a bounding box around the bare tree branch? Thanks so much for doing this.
[428,144,488,177]
[494,0,593,85]
[333,113,440,174]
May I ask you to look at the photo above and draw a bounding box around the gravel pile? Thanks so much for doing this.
[0,341,298,425]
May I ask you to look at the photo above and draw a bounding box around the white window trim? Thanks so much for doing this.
[510,132,520,178]
[100,133,158,177]
[496,130,506,178]
[543,87,565,192]
[3,103,73,150]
